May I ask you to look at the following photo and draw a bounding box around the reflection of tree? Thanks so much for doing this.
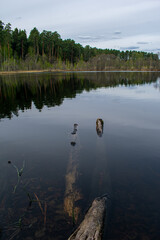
[64,124,82,223]
[154,78,160,91]
[0,72,159,119]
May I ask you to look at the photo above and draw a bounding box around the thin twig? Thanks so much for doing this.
[34,193,47,227]
[44,202,47,227]
[8,228,20,240]
[34,193,44,214]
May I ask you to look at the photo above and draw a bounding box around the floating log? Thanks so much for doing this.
[68,196,107,240]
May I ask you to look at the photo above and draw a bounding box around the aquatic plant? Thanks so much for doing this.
[12,160,25,193]
[4,160,48,239]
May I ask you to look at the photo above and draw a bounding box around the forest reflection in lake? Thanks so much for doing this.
[0,72,160,240]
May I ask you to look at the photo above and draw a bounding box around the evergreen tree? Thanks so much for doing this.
[0,19,159,71]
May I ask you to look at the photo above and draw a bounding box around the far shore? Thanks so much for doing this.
[0,69,64,75]
[0,69,160,75]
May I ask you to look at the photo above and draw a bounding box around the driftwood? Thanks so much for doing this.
[68,196,107,240]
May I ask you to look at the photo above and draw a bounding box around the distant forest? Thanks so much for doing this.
[0,20,160,71]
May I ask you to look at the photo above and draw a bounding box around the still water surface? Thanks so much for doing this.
[0,72,160,240]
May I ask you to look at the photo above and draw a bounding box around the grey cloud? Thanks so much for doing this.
[1,0,160,53]
[120,46,140,50]
[15,17,22,20]
[128,46,140,50]
[137,41,150,44]
[78,33,122,42]
[111,37,122,40]
[142,48,158,53]
[114,31,121,35]
[78,35,95,39]
[77,35,104,42]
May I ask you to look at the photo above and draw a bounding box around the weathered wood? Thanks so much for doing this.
[68,196,107,240]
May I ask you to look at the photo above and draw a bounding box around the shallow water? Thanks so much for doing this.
[0,72,160,240]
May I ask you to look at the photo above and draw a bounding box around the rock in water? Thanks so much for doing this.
[68,196,107,240]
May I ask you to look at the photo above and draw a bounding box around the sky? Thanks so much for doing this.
[1,0,160,53]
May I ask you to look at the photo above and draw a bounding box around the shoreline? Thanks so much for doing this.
[0,69,64,75]
[0,69,160,75]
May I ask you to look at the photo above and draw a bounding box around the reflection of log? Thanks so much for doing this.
[68,196,106,240]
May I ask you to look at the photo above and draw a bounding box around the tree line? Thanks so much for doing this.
[0,20,159,71]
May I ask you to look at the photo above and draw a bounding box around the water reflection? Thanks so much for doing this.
[0,72,160,240]
[154,77,160,91]
[0,72,159,119]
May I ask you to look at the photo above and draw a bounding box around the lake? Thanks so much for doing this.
[0,72,160,240]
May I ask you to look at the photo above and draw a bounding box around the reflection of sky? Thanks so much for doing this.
[3,82,160,133]
[64,83,160,131]
[1,77,160,240]
[91,83,160,101]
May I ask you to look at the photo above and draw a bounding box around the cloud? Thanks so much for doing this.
[15,17,22,20]
[77,35,105,43]
[84,33,160,53]
[137,41,150,44]
[111,36,122,40]
[1,0,160,52]
[120,46,140,50]
[78,35,98,40]
[114,31,121,35]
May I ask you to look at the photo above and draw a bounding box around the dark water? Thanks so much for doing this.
[0,72,160,240]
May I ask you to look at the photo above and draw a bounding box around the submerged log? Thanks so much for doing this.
[68,196,107,240]
[64,123,82,223]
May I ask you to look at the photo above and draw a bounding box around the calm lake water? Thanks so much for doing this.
[0,72,160,240]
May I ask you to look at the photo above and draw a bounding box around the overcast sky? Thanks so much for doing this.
[1,0,160,53]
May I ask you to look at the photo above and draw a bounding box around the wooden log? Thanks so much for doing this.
[68,196,107,240]
[64,123,82,223]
